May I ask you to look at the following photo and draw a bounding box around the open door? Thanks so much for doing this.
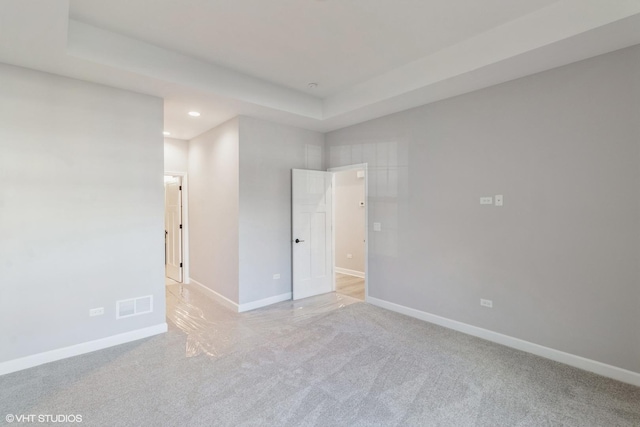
[165,176,183,282]
[292,169,333,300]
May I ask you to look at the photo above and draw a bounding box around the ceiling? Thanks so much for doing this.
[69,0,558,97]
[1,0,640,140]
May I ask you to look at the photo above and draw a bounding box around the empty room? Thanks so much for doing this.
[1,1,640,426]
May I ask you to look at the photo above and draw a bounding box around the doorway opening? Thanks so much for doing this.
[330,164,367,301]
[164,173,188,285]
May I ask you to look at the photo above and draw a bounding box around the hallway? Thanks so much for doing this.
[335,273,365,300]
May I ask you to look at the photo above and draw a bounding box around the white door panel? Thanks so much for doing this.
[292,169,333,300]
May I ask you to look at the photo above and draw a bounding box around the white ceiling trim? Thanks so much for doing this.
[319,12,640,131]
[323,0,640,118]
[2,0,640,138]
[67,20,323,120]
[68,0,640,128]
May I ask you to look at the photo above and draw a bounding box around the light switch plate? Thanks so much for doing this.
[273,274,280,280]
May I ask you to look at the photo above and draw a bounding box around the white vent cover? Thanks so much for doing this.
[116,295,153,319]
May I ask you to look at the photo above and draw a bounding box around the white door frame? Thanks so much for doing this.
[328,163,369,301]
[164,171,189,284]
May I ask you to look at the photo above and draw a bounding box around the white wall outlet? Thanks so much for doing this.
[480,299,493,308]
[373,222,382,231]
[347,253,353,259]
[89,307,104,317]
[480,197,493,205]
[273,273,281,280]
[495,195,503,206]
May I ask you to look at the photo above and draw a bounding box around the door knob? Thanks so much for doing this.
[295,238,305,243]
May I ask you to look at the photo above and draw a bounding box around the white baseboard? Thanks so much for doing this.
[367,297,640,387]
[335,267,365,279]
[0,323,167,377]
[189,278,239,312]
[190,278,291,313]
[238,293,291,312]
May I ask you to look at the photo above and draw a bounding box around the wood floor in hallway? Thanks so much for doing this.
[335,272,365,300]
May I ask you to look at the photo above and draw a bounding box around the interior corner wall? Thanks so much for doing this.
[238,116,325,305]
[188,118,240,303]
[164,137,188,173]
[334,170,365,274]
[0,63,166,364]
[324,45,640,374]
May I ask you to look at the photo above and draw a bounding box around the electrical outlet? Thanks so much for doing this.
[373,222,382,231]
[495,195,503,206]
[347,254,353,259]
[480,299,493,308]
[480,197,493,205]
[89,307,104,317]
[273,274,280,280]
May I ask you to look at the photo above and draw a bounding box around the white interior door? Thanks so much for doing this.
[292,169,333,300]
[165,177,183,282]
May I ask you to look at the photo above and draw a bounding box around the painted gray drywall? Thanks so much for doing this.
[325,45,640,373]
[164,137,188,172]
[0,63,165,363]
[188,118,240,303]
[334,170,365,273]
[238,116,324,304]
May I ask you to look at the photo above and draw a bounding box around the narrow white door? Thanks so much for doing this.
[165,177,182,282]
[292,169,333,300]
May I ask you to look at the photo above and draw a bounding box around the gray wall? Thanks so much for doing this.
[188,118,240,303]
[0,63,166,363]
[238,116,324,304]
[334,170,365,273]
[325,45,640,373]
[164,137,188,172]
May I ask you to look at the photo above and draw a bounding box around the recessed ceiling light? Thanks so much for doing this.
[307,83,318,89]
[188,111,201,117]
[163,131,171,136]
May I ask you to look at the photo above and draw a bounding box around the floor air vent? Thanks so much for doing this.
[116,295,153,319]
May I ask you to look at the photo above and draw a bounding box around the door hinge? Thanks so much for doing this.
[179,224,182,229]
[179,185,182,191]
[180,263,183,268]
